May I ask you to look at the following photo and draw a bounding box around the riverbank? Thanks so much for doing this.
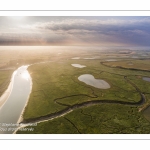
[0,71,15,108]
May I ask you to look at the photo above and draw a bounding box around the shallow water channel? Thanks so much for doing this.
[0,66,31,134]
[78,74,110,89]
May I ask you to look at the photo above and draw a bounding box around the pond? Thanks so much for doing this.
[83,56,99,59]
[72,57,80,59]
[71,64,86,68]
[105,59,117,61]
[143,77,150,82]
[78,74,110,89]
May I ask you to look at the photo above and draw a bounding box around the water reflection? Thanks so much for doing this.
[72,57,80,59]
[105,59,117,61]
[71,64,86,68]
[78,74,110,89]
[0,65,31,134]
[21,71,30,81]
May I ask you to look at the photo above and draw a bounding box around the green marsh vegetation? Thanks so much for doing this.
[23,59,143,120]
[18,104,150,134]
[103,59,150,71]
[17,49,150,133]
[0,70,14,97]
[1,47,150,134]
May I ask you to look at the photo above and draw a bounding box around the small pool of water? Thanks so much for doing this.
[78,74,110,89]
[143,77,150,82]
[105,59,117,61]
[84,58,95,59]
[71,64,86,68]
[72,57,80,59]
[83,56,99,59]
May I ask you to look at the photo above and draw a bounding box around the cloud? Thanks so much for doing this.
[32,17,150,32]
[1,17,150,46]
[29,18,150,46]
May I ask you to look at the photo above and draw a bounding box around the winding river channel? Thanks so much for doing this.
[0,66,31,134]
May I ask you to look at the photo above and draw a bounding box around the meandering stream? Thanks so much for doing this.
[19,76,146,127]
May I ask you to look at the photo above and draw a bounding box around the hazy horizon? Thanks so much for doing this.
[0,46,150,51]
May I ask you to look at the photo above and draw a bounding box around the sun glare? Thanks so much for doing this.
[21,71,30,81]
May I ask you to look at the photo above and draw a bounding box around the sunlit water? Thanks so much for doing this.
[0,66,31,134]
[78,74,110,89]
[105,59,117,61]
[71,64,86,68]
[71,57,80,59]
[83,57,97,59]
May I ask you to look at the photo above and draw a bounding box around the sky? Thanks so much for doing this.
[0,16,150,46]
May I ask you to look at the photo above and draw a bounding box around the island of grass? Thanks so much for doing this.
[16,50,150,134]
